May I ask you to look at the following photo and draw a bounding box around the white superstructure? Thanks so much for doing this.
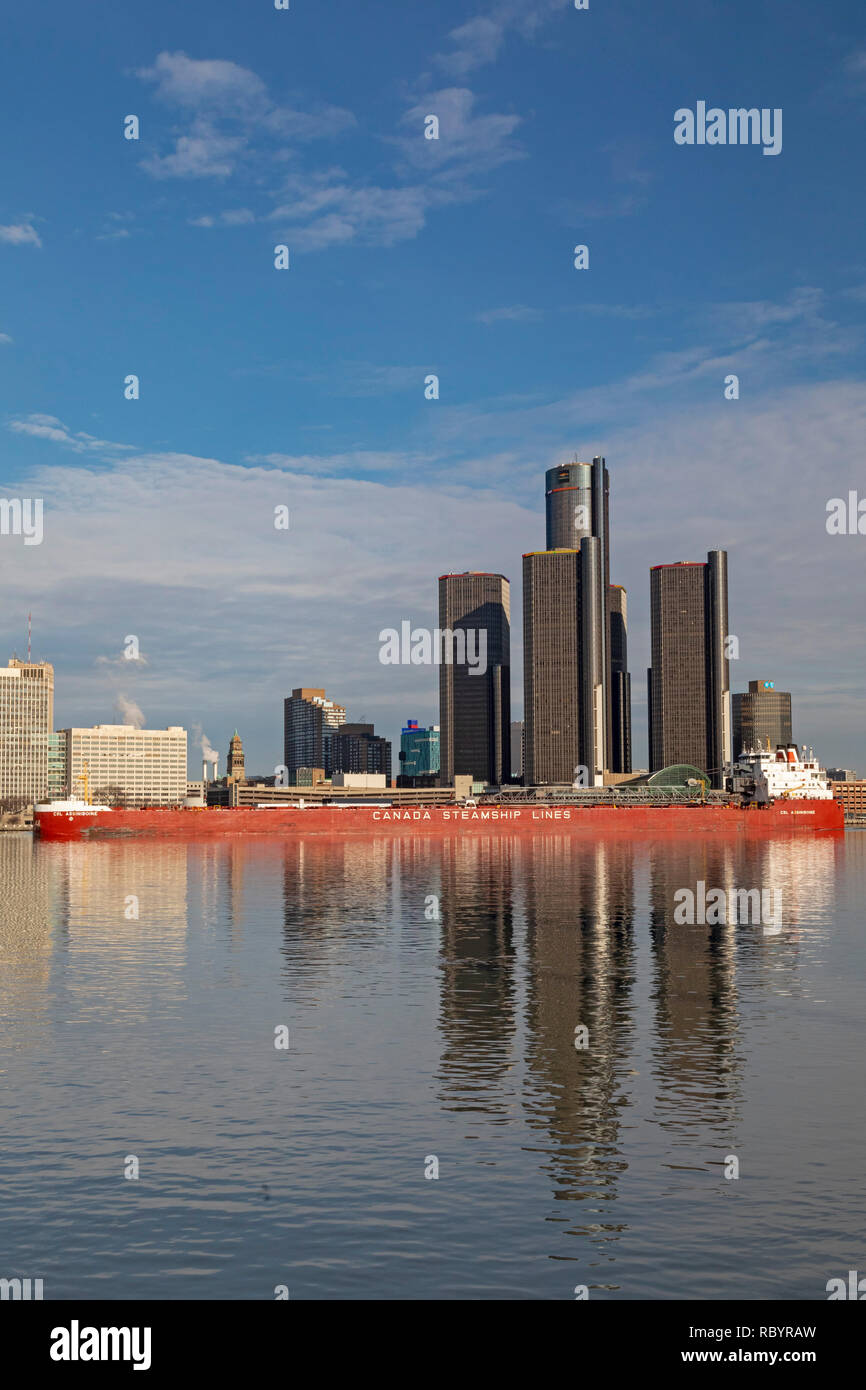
[731,743,834,802]
[34,797,112,816]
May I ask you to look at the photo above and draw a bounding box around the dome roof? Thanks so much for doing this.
[647,764,708,788]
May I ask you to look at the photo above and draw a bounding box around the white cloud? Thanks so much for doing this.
[189,208,255,227]
[244,449,425,474]
[0,331,12,344]
[436,17,506,76]
[0,221,41,247]
[137,51,355,182]
[394,88,523,177]
[139,52,519,249]
[9,414,134,453]
[142,121,246,179]
[435,0,565,75]
[138,52,269,115]
[269,173,432,250]
[265,85,521,252]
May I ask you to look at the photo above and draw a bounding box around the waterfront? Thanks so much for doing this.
[0,830,863,1300]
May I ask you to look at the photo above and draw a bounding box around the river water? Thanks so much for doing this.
[0,829,862,1300]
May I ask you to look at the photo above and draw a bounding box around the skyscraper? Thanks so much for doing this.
[0,658,54,807]
[732,680,792,756]
[438,572,511,786]
[283,688,346,776]
[648,552,731,787]
[609,585,632,774]
[523,549,581,784]
[523,458,629,784]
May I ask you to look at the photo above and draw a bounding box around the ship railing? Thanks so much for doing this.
[477,787,730,807]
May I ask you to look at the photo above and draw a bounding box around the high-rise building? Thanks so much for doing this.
[400,721,440,778]
[0,659,54,807]
[438,572,511,786]
[732,681,792,756]
[523,459,629,784]
[226,730,245,784]
[63,725,188,807]
[545,460,610,779]
[523,549,581,784]
[328,723,391,780]
[283,688,346,776]
[648,552,731,787]
[609,584,632,774]
[510,721,524,780]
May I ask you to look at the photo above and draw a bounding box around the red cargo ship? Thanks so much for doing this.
[33,795,843,841]
[34,746,844,841]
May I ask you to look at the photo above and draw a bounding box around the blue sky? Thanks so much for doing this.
[1,0,865,775]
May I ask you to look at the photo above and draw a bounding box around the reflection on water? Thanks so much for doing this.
[0,829,861,1300]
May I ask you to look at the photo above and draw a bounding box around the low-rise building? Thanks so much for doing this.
[400,720,440,778]
[332,772,387,789]
[832,779,866,817]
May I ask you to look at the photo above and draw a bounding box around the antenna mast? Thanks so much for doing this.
[27,611,31,662]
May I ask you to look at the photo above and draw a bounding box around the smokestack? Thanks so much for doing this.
[202,758,208,784]
[213,756,219,781]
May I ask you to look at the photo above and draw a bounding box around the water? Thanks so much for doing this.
[0,829,863,1300]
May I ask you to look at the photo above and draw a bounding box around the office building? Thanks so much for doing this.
[283,688,346,776]
[609,584,632,774]
[399,721,440,778]
[648,552,731,787]
[523,458,629,784]
[329,723,392,780]
[63,724,188,807]
[0,659,54,807]
[732,681,792,756]
[545,459,609,780]
[523,549,582,784]
[438,572,511,786]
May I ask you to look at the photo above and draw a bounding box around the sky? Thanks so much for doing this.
[1,0,865,777]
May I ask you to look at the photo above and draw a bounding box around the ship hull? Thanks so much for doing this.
[34,799,845,841]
